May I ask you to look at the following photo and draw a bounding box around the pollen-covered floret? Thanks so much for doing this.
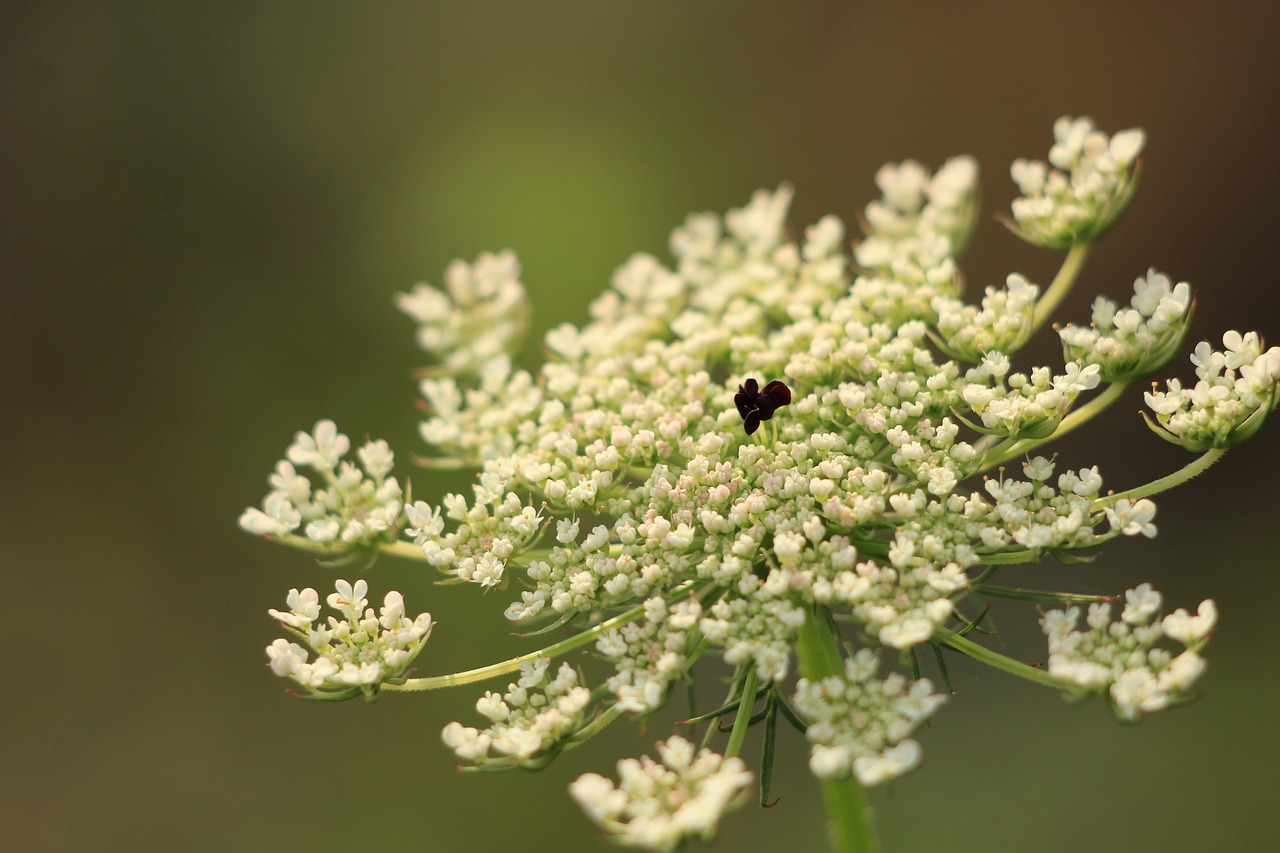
[441,658,594,769]
[793,649,948,785]
[569,736,752,852]
[266,579,432,696]
[239,421,405,548]
[1040,584,1216,720]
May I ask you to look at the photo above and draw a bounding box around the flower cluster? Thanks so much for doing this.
[793,649,948,785]
[1058,268,1195,382]
[1041,584,1216,720]
[418,355,543,463]
[405,482,544,589]
[442,658,594,769]
[265,579,433,697]
[597,595,704,714]
[1009,115,1144,248]
[931,273,1040,362]
[960,358,1101,440]
[569,736,752,852]
[1144,331,1280,450]
[396,249,529,378]
[239,420,405,549]
[852,156,979,325]
[244,116,1271,851]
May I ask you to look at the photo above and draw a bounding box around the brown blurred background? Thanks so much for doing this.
[3,3,1279,851]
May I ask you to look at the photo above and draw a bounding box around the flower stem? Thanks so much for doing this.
[1027,242,1091,339]
[384,599,658,692]
[1093,447,1227,508]
[567,704,624,748]
[795,604,879,853]
[934,627,1069,689]
[723,666,759,760]
[274,534,426,561]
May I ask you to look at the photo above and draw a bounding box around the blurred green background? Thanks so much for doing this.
[4,3,1279,851]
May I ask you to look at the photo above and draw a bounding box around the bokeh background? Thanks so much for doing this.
[5,3,1279,851]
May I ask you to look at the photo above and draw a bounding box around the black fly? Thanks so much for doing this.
[734,378,792,435]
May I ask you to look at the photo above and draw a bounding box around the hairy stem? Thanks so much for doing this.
[1094,447,1227,508]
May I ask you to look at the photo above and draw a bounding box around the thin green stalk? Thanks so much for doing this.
[934,627,1068,689]
[1093,447,1226,508]
[1027,243,1091,339]
[566,704,624,747]
[723,666,759,760]
[275,534,425,561]
[795,604,879,853]
[384,598,663,693]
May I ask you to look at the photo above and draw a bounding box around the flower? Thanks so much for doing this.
[240,422,406,550]
[442,658,594,769]
[1059,268,1195,382]
[265,579,433,697]
[396,249,529,377]
[793,650,948,785]
[1008,116,1144,249]
[1040,586,1213,721]
[1144,331,1280,450]
[244,116,1270,850]
[569,737,752,852]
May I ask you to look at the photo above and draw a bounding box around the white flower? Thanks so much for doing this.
[242,424,406,549]
[794,650,947,784]
[268,587,321,628]
[1162,600,1217,648]
[569,737,752,851]
[286,419,350,472]
[238,493,300,537]
[853,740,922,786]
[246,117,1247,843]
[1042,585,1212,721]
[266,580,432,695]
[1105,499,1157,538]
[1009,116,1143,248]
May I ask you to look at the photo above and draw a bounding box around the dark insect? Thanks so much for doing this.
[734,378,792,435]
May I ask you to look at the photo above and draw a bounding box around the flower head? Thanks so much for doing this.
[569,737,752,852]
[265,579,432,698]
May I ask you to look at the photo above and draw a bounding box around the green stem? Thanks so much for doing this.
[567,704,624,747]
[795,605,879,853]
[383,598,664,693]
[274,534,426,561]
[723,666,759,760]
[1093,447,1227,508]
[934,627,1068,689]
[980,381,1129,470]
[1027,243,1090,339]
